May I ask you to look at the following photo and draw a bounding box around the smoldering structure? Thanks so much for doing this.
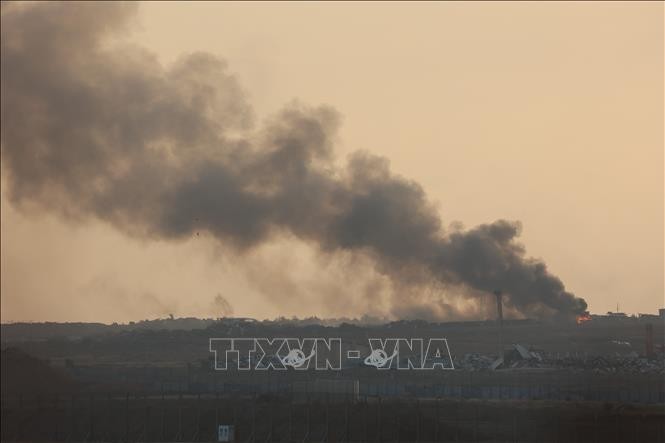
[0,2,587,320]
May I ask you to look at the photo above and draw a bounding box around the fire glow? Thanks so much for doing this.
[576,311,592,324]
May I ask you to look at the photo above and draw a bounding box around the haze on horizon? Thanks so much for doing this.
[1,1,663,323]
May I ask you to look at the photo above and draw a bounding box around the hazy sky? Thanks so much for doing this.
[1,2,663,322]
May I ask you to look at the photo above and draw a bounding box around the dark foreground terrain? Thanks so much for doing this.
[2,393,664,442]
[1,316,664,442]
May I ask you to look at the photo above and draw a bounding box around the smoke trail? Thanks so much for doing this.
[0,2,587,319]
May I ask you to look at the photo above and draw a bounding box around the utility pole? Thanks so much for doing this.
[494,290,505,361]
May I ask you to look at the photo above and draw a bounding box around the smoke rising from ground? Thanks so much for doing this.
[212,294,234,318]
[0,2,587,319]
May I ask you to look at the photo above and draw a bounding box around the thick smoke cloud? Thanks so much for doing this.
[0,2,587,319]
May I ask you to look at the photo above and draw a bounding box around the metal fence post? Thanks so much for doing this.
[53,394,60,442]
[593,412,598,443]
[161,393,167,442]
[143,398,150,442]
[473,404,478,443]
[435,397,439,442]
[512,409,517,443]
[344,398,350,442]
[305,395,311,442]
[88,394,94,442]
[325,393,330,443]
[124,393,129,443]
[194,393,201,442]
[289,397,293,442]
[69,394,76,442]
[251,393,256,443]
[177,393,183,442]
[377,396,382,443]
[416,399,421,442]
[364,397,368,443]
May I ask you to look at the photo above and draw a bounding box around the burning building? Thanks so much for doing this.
[576,311,592,324]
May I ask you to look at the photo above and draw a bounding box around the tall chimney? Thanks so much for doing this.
[494,290,504,360]
[494,290,504,327]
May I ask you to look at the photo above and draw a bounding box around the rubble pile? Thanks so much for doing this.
[549,354,665,374]
[454,344,665,374]
[455,353,496,371]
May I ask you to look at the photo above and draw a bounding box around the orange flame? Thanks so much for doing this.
[576,311,592,324]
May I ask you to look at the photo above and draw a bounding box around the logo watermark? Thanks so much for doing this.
[209,337,454,370]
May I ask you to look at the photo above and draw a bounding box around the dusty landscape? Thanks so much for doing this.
[2,315,663,441]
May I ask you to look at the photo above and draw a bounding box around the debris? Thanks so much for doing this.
[490,357,504,371]
[452,347,664,374]
[513,343,532,360]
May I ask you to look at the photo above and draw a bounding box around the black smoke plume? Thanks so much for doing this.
[0,2,587,319]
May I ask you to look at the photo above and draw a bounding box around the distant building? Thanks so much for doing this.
[659,308,665,319]
[606,311,627,318]
[638,313,659,320]
[218,317,258,324]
